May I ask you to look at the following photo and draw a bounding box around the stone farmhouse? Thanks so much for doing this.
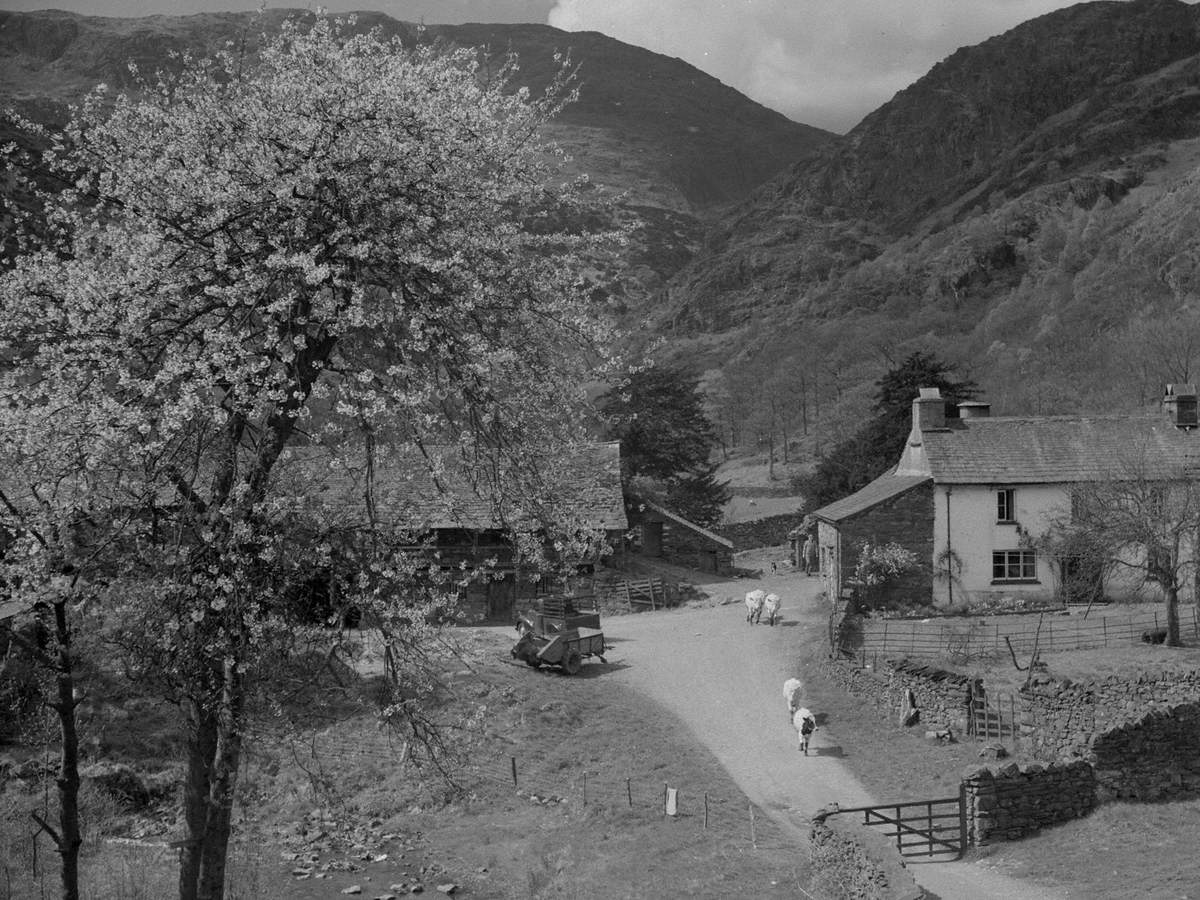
[813,385,1200,610]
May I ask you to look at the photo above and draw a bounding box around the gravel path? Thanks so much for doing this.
[602,561,1070,900]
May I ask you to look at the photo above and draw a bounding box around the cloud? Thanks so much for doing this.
[547,0,1096,132]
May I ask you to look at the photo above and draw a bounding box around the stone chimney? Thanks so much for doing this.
[958,401,991,419]
[912,387,947,432]
[1164,384,1198,430]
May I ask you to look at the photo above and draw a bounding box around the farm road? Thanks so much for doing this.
[601,562,1070,900]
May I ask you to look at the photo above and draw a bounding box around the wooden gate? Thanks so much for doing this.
[968,682,1018,742]
[623,577,667,610]
[830,791,967,859]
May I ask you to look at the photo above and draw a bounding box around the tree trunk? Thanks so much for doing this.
[179,701,218,900]
[1166,584,1182,647]
[196,660,244,900]
[51,600,82,900]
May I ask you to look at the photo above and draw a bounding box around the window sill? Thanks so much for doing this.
[996,519,1017,525]
[990,579,1040,586]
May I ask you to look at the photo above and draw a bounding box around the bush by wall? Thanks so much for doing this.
[810,805,925,900]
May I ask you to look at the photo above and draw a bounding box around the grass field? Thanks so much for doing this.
[2,627,812,899]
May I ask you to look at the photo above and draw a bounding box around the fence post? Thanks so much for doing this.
[883,620,889,652]
[1103,617,1107,646]
[958,782,969,858]
[627,778,632,808]
[510,756,517,788]
[704,793,709,829]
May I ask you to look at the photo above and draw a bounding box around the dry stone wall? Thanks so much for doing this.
[1089,702,1200,801]
[961,761,1095,845]
[809,805,925,900]
[719,512,806,551]
[823,656,971,733]
[1021,669,1200,759]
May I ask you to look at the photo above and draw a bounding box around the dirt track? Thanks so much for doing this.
[602,560,1071,900]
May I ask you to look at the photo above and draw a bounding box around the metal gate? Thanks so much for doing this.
[829,790,967,859]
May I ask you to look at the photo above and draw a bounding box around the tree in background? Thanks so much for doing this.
[1032,452,1200,647]
[1,16,619,899]
[796,351,977,509]
[600,366,730,526]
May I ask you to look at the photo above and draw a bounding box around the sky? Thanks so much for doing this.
[0,0,1145,132]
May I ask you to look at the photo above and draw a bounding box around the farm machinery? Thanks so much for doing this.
[511,595,607,675]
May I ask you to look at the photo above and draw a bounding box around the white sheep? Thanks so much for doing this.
[744,589,766,624]
[793,706,817,754]
[761,593,781,626]
[782,677,803,721]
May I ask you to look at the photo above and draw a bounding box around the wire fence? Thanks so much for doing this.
[844,604,1200,661]
[235,725,800,853]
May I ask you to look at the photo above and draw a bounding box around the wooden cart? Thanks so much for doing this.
[511,626,607,675]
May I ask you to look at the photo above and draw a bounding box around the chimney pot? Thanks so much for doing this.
[958,401,991,419]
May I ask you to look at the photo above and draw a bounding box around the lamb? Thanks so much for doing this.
[761,593,781,626]
[782,677,803,721]
[793,706,817,754]
[744,589,766,624]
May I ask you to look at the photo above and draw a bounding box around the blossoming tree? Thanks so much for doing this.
[1,17,621,899]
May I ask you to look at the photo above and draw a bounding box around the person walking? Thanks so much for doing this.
[802,534,817,576]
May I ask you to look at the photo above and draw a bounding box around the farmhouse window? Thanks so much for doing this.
[996,488,1015,523]
[992,549,1036,582]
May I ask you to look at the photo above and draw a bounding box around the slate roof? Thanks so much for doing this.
[812,471,932,524]
[635,498,734,549]
[918,415,1200,483]
[285,441,627,532]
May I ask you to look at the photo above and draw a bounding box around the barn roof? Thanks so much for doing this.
[812,472,931,524]
[634,498,734,549]
[916,415,1200,483]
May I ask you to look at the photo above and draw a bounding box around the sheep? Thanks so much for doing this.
[782,678,803,721]
[793,706,817,754]
[761,593,781,626]
[744,589,766,624]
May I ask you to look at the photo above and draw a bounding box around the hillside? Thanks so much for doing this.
[659,0,1200,432]
[0,8,829,217]
[12,3,1200,447]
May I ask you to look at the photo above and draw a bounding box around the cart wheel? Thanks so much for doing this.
[561,648,582,675]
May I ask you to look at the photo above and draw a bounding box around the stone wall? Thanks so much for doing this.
[1089,702,1200,801]
[961,761,1095,844]
[1021,668,1200,759]
[809,805,925,900]
[823,655,971,734]
[885,660,972,734]
[719,512,806,551]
